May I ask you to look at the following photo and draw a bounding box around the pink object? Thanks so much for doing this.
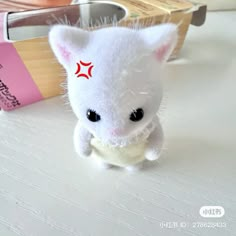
[0,12,43,111]
[110,128,123,136]
[155,43,171,62]
[57,43,71,62]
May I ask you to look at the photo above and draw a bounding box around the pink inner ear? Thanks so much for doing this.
[57,43,71,62]
[155,43,171,62]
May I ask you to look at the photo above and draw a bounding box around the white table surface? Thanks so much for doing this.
[0,12,236,236]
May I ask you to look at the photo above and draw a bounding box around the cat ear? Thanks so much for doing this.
[139,23,178,63]
[49,25,89,68]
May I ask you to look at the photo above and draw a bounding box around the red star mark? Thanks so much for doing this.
[75,60,94,80]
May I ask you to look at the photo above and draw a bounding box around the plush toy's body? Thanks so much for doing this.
[91,138,147,167]
[49,23,177,170]
[87,115,161,168]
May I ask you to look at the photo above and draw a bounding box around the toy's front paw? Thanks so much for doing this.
[145,149,161,161]
[75,144,92,158]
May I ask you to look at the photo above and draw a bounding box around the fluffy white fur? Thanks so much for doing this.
[49,23,177,170]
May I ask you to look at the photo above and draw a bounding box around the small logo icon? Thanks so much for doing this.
[199,206,225,218]
[75,60,94,80]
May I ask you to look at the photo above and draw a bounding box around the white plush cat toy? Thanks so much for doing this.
[49,23,177,171]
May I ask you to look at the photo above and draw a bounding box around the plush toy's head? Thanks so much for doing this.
[49,24,177,143]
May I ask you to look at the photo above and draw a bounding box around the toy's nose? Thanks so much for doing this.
[110,128,122,136]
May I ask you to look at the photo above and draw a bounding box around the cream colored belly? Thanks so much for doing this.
[91,138,147,167]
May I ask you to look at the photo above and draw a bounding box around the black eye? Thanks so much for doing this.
[130,108,144,122]
[87,109,101,122]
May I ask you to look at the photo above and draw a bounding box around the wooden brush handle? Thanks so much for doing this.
[0,0,72,12]
[8,5,80,27]
[6,0,72,7]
